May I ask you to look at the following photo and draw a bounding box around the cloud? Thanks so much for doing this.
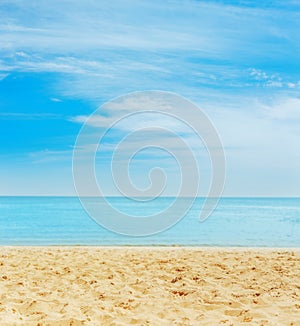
[0,0,299,103]
[0,56,110,75]
[0,73,8,80]
[262,97,300,121]
[28,149,72,164]
[0,1,296,55]
[1,0,300,196]
[247,68,300,89]
[70,92,300,196]
[50,97,62,102]
[70,92,216,184]
[0,112,62,120]
[249,68,269,80]
[70,92,206,135]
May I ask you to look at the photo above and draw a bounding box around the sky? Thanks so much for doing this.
[0,0,300,197]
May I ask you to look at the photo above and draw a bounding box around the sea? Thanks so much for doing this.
[0,197,299,247]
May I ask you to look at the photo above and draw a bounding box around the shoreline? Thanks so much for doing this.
[1,245,300,250]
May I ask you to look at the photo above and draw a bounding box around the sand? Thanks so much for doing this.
[0,247,299,326]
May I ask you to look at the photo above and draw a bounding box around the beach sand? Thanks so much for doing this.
[0,247,299,325]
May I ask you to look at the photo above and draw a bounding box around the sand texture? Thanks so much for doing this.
[0,247,299,325]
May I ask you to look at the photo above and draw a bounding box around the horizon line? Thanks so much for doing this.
[1,195,300,199]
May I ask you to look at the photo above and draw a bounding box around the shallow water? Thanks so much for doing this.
[0,197,299,246]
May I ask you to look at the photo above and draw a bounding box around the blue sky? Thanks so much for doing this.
[0,0,300,196]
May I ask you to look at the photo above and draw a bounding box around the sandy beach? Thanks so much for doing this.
[0,247,299,325]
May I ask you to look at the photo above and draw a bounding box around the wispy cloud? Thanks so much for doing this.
[28,149,72,164]
[50,97,62,102]
[1,1,300,196]
[262,97,300,121]
[0,73,8,81]
[0,112,62,120]
[1,0,300,102]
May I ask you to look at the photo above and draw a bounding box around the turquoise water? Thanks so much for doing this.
[0,197,299,246]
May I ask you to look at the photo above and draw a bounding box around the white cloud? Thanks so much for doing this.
[0,112,61,120]
[249,68,269,80]
[262,97,300,120]
[50,97,62,102]
[70,92,300,196]
[70,92,208,136]
[0,1,298,65]
[1,56,110,75]
[0,1,299,105]
[247,68,300,89]
[28,149,72,164]
[1,0,300,197]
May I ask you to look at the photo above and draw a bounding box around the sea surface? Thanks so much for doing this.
[0,197,299,246]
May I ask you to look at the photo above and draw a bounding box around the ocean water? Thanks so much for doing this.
[0,197,299,247]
